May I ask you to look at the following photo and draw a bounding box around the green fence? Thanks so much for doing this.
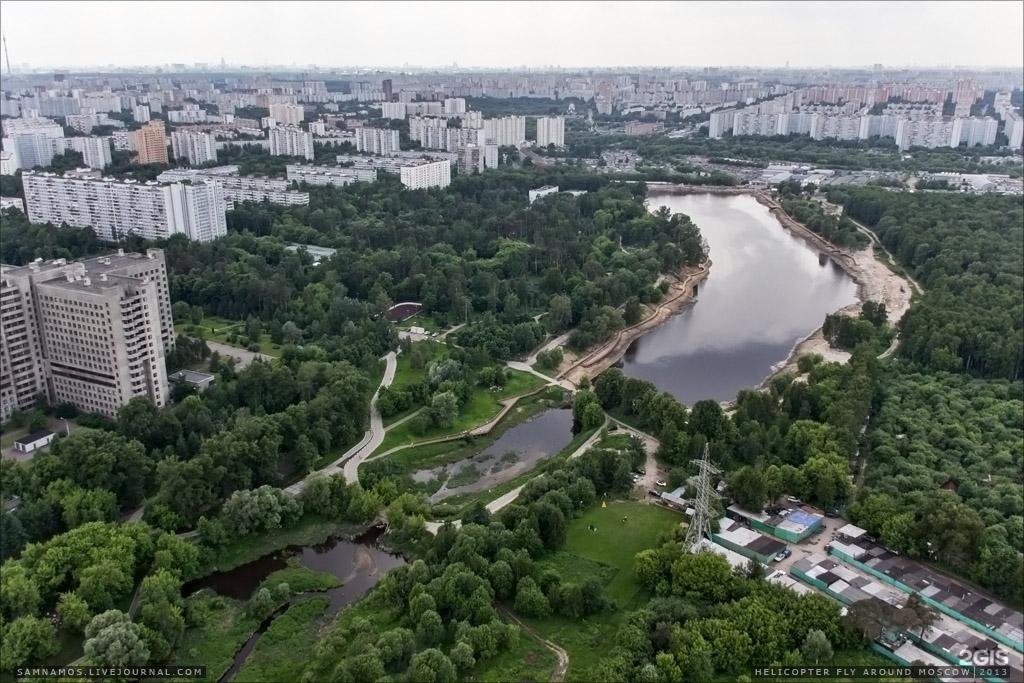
[828,548,1023,655]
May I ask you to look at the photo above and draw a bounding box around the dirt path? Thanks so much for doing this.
[497,605,569,683]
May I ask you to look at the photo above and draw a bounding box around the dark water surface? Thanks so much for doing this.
[621,193,858,404]
[415,407,576,501]
[182,524,406,682]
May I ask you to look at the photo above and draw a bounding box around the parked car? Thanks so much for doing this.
[655,480,668,487]
[774,548,792,562]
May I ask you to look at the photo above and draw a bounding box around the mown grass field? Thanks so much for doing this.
[376,369,546,453]
[175,315,282,357]
[524,500,685,681]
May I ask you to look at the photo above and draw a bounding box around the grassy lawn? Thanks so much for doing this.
[396,313,445,333]
[176,592,260,683]
[194,515,355,577]
[390,341,447,392]
[473,629,558,682]
[234,596,330,683]
[260,563,341,594]
[362,389,569,507]
[522,500,684,681]
[175,314,283,357]
[595,432,635,451]
[376,370,546,453]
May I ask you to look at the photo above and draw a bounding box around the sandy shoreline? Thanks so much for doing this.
[556,184,916,392]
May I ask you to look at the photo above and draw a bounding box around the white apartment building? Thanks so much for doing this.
[1,152,16,175]
[399,159,451,190]
[0,249,173,420]
[1006,112,1024,148]
[484,143,499,169]
[66,136,113,169]
[709,109,737,138]
[170,130,218,165]
[3,133,65,169]
[536,116,565,148]
[406,101,443,117]
[269,126,314,160]
[112,130,135,152]
[952,117,998,148]
[381,102,406,119]
[446,127,485,153]
[409,117,449,150]
[457,144,485,174]
[894,118,955,151]
[286,164,376,186]
[460,110,483,129]
[166,104,207,124]
[22,170,227,242]
[269,103,304,126]
[158,166,309,208]
[444,98,467,115]
[308,120,327,136]
[133,104,151,123]
[355,127,400,155]
[483,116,526,146]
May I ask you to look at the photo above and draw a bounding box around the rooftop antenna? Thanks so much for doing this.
[3,33,11,75]
[683,443,720,552]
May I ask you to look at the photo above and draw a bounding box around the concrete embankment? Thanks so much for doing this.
[560,260,711,386]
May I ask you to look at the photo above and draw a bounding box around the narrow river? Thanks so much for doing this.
[621,192,859,404]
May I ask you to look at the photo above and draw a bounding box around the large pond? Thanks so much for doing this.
[621,192,859,404]
[414,408,576,502]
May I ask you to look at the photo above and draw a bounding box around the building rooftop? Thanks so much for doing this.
[832,536,1024,646]
[2,249,163,292]
[716,517,787,557]
[15,430,55,446]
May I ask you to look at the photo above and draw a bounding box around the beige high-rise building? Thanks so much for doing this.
[0,250,173,421]
[132,120,168,164]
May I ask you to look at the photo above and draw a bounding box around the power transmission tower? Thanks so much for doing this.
[683,443,720,552]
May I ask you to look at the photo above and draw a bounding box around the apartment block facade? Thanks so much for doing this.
[170,130,218,165]
[132,120,169,164]
[269,126,314,160]
[22,170,227,242]
[0,250,172,421]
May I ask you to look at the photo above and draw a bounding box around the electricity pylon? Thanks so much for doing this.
[683,443,720,552]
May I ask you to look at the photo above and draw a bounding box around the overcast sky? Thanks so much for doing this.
[2,1,1022,70]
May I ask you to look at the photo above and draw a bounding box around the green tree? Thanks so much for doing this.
[514,576,550,617]
[0,615,59,664]
[801,629,833,664]
[407,648,457,683]
[84,610,150,666]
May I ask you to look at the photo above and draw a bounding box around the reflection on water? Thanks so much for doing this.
[622,193,858,404]
[183,524,405,682]
[416,408,575,501]
[183,524,404,612]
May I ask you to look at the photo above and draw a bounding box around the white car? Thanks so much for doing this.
[655,480,668,487]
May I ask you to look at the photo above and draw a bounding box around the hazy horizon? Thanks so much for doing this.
[1,0,1022,71]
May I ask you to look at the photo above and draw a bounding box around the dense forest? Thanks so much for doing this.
[824,188,1024,603]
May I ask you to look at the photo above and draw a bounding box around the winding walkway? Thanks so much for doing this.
[284,351,397,494]
[498,605,569,683]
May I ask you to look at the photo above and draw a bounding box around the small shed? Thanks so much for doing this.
[168,369,216,391]
[14,430,56,453]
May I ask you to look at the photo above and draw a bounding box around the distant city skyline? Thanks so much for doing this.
[1,1,1022,71]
